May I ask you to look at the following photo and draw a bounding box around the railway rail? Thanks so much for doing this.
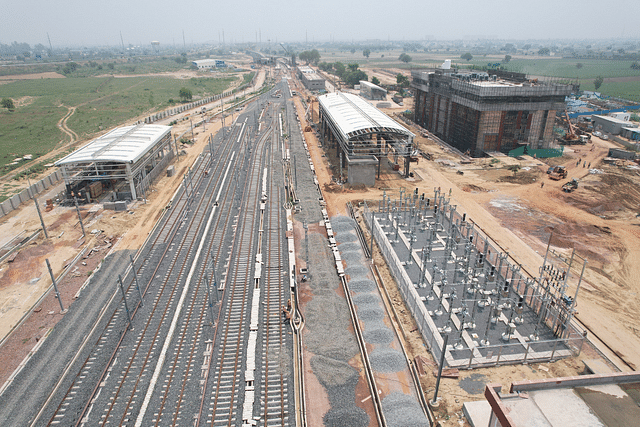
[39,118,248,426]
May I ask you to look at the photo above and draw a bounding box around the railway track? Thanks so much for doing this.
[32,82,297,427]
[40,119,247,426]
[198,106,288,425]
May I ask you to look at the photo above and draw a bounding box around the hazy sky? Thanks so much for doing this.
[3,0,640,47]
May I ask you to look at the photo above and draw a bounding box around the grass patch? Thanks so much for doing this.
[242,72,255,85]
[0,74,235,174]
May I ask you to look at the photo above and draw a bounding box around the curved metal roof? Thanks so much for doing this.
[317,92,413,140]
[55,124,172,165]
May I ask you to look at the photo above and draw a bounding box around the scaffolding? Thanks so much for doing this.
[411,69,573,156]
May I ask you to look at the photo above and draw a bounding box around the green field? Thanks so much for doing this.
[0,75,236,176]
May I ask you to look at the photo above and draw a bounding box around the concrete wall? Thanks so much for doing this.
[0,169,63,219]
[347,160,376,186]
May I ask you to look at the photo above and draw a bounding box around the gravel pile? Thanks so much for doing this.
[332,215,356,227]
[330,210,429,426]
[323,403,369,427]
[335,232,358,243]
[381,392,430,427]
[368,348,407,373]
[357,306,385,322]
[336,242,360,252]
[351,293,379,306]
[341,251,363,264]
[345,265,369,278]
[346,279,376,293]
[331,220,356,234]
[363,327,395,345]
[294,148,367,427]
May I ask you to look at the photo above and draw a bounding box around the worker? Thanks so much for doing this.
[588,162,591,168]
[541,182,544,188]
[282,306,290,323]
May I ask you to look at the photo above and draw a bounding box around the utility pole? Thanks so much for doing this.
[118,275,132,329]
[33,197,49,239]
[303,221,310,279]
[73,196,86,238]
[130,255,143,306]
[431,334,449,406]
[204,273,215,326]
[46,259,65,313]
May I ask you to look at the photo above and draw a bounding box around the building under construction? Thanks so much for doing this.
[318,92,415,185]
[411,69,574,156]
[55,124,174,203]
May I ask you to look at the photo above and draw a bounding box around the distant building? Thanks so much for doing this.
[192,59,226,69]
[359,80,387,100]
[297,66,325,91]
[411,69,573,156]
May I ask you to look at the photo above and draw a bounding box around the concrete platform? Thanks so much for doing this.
[463,400,491,427]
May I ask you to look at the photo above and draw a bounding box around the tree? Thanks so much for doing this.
[61,62,79,75]
[298,49,320,65]
[347,63,359,72]
[343,70,367,87]
[504,54,512,63]
[537,47,550,55]
[396,74,410,88]
[175,53,187,64]
[508,165,521,176]
[399,53,412,63]
[461,52,473,61]
[107,62,115,70]
[576,63,583,69]
[179,87,193,102]
[363,49,370,58]
[1,98,15,111]
[594,75,604,91]
[318,61,333,72]
[631,62,640,70]
[350,48,356,54]
[333,62,346,77]
[371,76,381,86]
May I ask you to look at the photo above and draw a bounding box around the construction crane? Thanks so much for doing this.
[563,110,579,143]
[280,43,296,67]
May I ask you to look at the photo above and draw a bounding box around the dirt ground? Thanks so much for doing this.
[292,84,640,425]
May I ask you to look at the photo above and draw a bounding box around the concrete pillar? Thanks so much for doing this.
[125,163,137,200]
